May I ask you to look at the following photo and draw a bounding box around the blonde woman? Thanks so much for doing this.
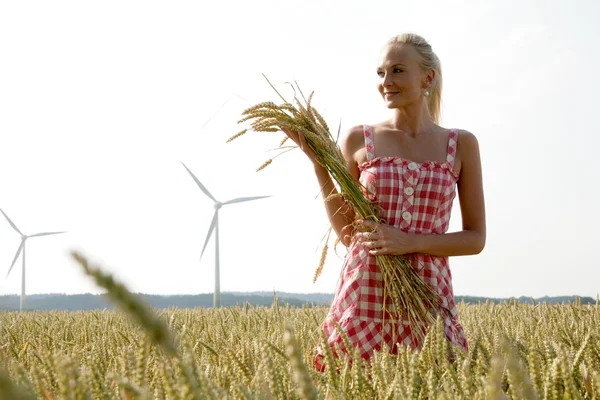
[284,33,486,369]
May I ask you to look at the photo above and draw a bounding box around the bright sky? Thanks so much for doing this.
[1,0,598,300]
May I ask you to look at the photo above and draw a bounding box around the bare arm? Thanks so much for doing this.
[356,130,486,257]
[313,165,356,246]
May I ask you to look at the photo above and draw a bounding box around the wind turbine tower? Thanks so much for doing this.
[0,208,66,312]
[181,162,270,307]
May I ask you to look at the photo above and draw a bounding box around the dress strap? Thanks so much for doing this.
[446,129,458,169]
[363,124,375,161]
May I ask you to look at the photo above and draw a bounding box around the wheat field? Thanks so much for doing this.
[0,254,599,399]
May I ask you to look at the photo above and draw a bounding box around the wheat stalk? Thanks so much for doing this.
[0,302,599,398]
[70,251,179,357]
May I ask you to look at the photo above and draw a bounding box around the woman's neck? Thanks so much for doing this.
[389,103,435,137]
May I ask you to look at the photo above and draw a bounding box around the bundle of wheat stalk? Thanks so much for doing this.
[228,76,441,338]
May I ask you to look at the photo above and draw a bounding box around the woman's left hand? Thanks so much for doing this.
[354,220,421,256]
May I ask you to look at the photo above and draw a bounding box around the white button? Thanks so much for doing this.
[402,211,412,222]
[408,162,418,170]
[404,187,414,196]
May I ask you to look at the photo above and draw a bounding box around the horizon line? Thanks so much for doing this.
[0,292,598,299]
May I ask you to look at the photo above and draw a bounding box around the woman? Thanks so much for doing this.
[284,33,486,369]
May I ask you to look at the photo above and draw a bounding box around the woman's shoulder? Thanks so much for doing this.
[432,127,478,149]
[451,127,476,136]
[365,121,392,132]
[344,121,390,137]
[452,128,479,150]
[451,128,480,174]
[340,125,366,160]
[341,123,386,148]
[346,124,366,137]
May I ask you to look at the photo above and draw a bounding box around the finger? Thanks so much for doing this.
[293,129,302,148]
[364,239,383,249]
[357,231,378,242]
[355,233,367,243]
[357,220,378,231]
[370,242,388,253]
[298,130,309,151]
[369,247,386,255]
[360,226,379,235]
[282,128,300,143]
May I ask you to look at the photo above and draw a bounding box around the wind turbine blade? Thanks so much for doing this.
[29,231,67,238]
[6,241,24,279]
[201,93,248,130]
[223,195,272,205]
[180,162,217,202]
[0,208,22,235]
[200,212,218,261]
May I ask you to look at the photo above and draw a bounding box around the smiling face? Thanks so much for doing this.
[376,44,433,110]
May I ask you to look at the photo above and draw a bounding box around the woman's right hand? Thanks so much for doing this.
[281,127,321,167]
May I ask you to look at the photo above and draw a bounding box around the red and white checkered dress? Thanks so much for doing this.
[315,124,468,370]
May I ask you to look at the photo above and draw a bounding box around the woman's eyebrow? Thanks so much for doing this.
[377,63,408,69]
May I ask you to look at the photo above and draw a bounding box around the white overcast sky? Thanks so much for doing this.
[0,0,598,299]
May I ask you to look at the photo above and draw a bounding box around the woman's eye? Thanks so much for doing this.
[377,71,384,77]
[393,68,403,73]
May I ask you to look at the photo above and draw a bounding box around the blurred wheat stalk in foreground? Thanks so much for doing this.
[0,252,598,399]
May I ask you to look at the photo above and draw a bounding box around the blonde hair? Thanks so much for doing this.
[386,33,442,124]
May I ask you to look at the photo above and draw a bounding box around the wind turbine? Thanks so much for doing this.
[181,162,270,308]
[0,208,66,312]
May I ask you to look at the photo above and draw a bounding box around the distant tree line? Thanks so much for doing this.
[0,293,596,312]
[455,295,597,305]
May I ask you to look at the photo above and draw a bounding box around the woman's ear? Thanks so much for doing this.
[423,69,436,89]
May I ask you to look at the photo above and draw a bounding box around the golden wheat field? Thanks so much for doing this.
[0,254,599,400]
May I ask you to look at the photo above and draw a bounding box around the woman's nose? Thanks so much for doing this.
[381,72,392,86]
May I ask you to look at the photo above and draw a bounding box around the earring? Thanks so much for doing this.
[424,90,430,97]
